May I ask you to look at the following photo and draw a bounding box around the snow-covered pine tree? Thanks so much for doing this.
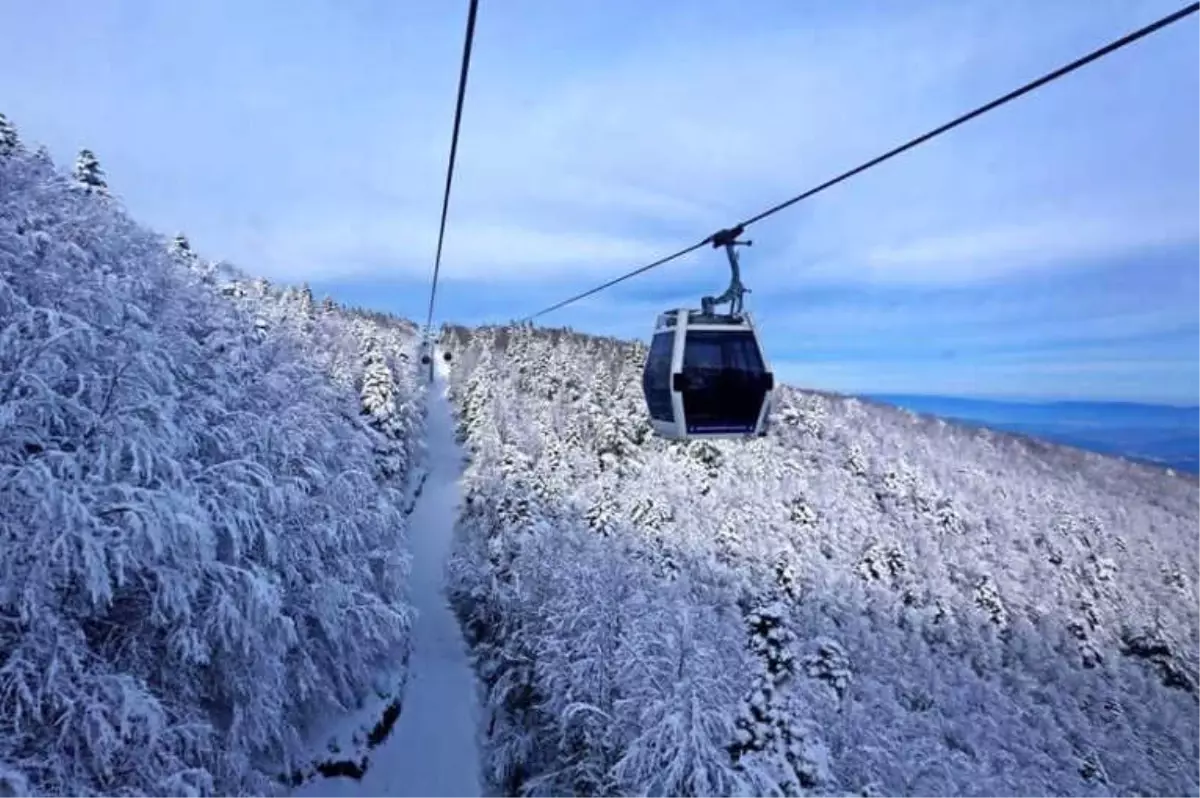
[168,231,221,284]
[0,112,18,155]
[731,602,795,750]
[72,148,108,194]
[728,601,833,791]
[32,144,54,168]
[299,282,315,316]
[359,344,410,480]
[362,346,397,420]
[168,232,194,261]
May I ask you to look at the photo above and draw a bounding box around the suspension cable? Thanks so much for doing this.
[424,0,480,342]
[520,1,1198,323]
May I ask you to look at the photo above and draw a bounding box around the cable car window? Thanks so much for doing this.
[682,336,722,371]
[680,331,769,434]
[643,332,675,422]
[683,331,765,373]
[728,333,764,372]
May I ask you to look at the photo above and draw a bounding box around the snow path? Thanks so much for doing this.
[297,369,482,797]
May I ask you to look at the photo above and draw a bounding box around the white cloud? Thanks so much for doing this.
[5,0,1193,301]
[780,198,1199,288]
[378,1,1195,293]
[237,211,678,283]
[6,0,1194,403]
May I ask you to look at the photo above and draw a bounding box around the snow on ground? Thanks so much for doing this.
[296,361,482,797]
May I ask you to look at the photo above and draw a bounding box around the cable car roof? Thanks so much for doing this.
[653,309,756,334]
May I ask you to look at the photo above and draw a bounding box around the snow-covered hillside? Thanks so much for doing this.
[0,120,425,796]
[441,323,1200,797]
[4,104,1196,796]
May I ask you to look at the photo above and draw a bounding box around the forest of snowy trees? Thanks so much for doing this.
[0,117,426,796]
[440,323,1199,797]
[2,108,1198,797]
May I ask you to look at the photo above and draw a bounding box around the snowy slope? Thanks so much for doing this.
[5,100,1195,796]
[0,121,425,796]
[376,364,483,797]
[295,361,482,797]
[441,323,1200,797]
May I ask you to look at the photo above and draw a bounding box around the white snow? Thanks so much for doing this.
[296,363,482,797]
[6,106,1197,796]
[442,324,1200,797]
[2,132,425,796]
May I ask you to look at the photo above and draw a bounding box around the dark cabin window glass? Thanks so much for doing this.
[642,332,675,422]
[682,330,764,373]
[680,330,768,433]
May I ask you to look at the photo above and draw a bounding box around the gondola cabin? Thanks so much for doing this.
[642,308,774,440]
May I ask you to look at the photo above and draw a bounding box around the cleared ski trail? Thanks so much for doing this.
[297,367,482,797]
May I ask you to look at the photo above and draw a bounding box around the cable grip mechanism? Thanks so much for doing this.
[701,225,753,317]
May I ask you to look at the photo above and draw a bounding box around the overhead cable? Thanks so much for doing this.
[520,2,1199,323]
[423,0,480,340]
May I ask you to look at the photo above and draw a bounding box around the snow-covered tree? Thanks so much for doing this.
[168,231,194,260]
[439,320,1200,797]
[0,132,428,796]
[32,144,54,168]
[72,147,108,194]
[362,347,396,419]
[0,112,18,155]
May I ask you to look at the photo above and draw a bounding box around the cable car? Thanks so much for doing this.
[641,226,775,440]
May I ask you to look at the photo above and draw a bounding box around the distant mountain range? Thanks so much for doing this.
[864,394,1200,474]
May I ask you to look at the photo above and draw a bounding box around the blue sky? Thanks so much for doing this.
[2,0,1197,403]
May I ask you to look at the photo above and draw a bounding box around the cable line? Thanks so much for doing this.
[424,0,480,344]
[518,238,712,324]
[520,1,1198,323]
